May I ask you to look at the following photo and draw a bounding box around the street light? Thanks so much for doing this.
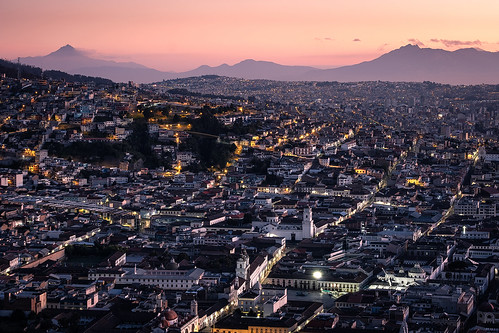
[313,271,322,279]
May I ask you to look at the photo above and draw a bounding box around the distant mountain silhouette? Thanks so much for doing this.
[300,44,499,84]
[20,44,173,83]
[179,46,499,84]
[19,44,499,84]
[181,59,317,81]
[47,44,80,57]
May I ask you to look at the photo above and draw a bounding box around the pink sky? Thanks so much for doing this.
[2,0,499,71]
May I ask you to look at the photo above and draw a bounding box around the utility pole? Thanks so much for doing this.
[17,57,21,80]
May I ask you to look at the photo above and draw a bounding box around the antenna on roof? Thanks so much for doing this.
[17,57,21,80]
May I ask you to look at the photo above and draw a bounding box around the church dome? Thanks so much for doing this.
[409,264,425,274]
[164,308,178,321]
[165,258,179,270]
[160,308,179,329]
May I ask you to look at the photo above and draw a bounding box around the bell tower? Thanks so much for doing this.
[302,207,314,239]
[190,300,198,316]
[236,249,249,281]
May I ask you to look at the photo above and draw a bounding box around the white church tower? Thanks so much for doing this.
[302,207,314,239]
[190,300,198,316]
[236,249,249,280]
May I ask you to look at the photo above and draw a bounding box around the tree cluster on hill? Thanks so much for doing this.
[127,118,168,168]
[0,59,42,79]
[43,141,127,163]
[44,70,113,85]
[230,118,260,135]
[179,110,237,169]
[191,110,226,135]
[137,105,171,120]
[167,88,244,101]
[43,117,173,168]
[198,104,238,115]
[0,59,113,85]
[42,107,244,172]
[180,137,236,170]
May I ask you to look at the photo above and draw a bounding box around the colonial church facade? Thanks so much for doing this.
[253,207,317,241]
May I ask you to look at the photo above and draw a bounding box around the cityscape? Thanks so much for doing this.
[1,1,499,333]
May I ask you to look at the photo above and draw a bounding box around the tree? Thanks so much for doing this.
[191,110,224,135]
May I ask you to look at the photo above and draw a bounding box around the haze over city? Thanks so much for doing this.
[2,0,499,71]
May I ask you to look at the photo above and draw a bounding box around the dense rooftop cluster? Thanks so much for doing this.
[0,73,499,332]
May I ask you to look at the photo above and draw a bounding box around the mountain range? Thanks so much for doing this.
[20,45,171,83]
[19,44,499,84]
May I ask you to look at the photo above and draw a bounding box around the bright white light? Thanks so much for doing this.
[313,271,322,279]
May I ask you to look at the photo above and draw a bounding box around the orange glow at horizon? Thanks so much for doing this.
[2,0,499,71]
